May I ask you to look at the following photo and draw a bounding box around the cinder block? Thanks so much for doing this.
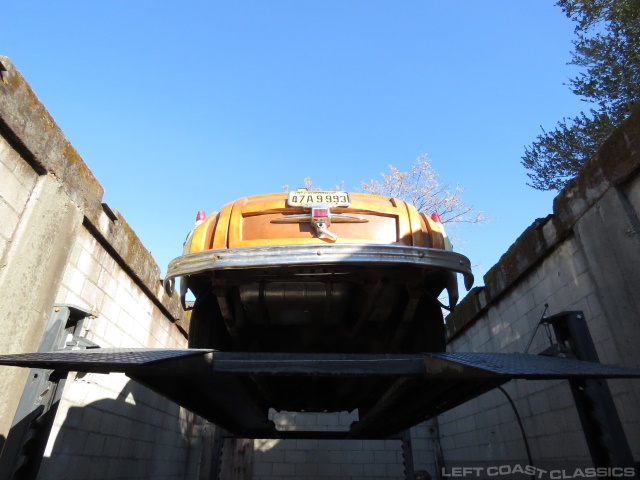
[540,410,569,436]
[253,461,273,476]
[340,463,364,476]
[559,431,589,458]
[272,462,296,476]
[316,412,339,426]
[0,162,32,211]
[514,291,537,320]
[97,270,118,299]
[373,449,397,464]
[262,451,285,465]
[531,278,553,306]
[438,435,456,451]
[293,412,317,426]
[150,325,170,347]
[115,286,136,316]
[329,449,351,464]
[103,435,121,457]
[452,432,478,449]
[131,422,152,442]
[75,247,95,276]
[365,439,386,450]
[295,462,321,476]
[456,415,477,434]
[306,450,331,463]
[352,449,374,463]
[319,440,343,451]
[384,439,401,450]
[284,450,307,463]
[83,432,106,456]
[617,391,640,423]
[528,392,552,416]
[411,438,429,455]
[80,406,103,432]
[295,439,319,451]
[467,326,490,350]
[128,319,150,347]
[0,137,19,171]
[0,199,18,240]
[364,462,382,476]
[386,463,407,478]
[116,416,133,437]
[62,265,86,296]
[80,278,102,307]
[102,324,125,348]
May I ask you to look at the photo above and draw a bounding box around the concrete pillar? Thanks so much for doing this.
[0,174,82,439]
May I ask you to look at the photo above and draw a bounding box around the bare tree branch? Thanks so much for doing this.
[358,154,485,226]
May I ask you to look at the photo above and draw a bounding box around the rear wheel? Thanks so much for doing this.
[408,296,446,353]
[187,291,231,349]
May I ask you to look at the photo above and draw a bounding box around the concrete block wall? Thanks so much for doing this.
[42,225,201,479]
[0,56,202,479]
[432,110,640,474]
[253,412,406,480]
[433,236,599,468]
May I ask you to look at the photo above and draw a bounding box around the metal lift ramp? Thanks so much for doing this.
[0,347,639,440]
[1,310,640,480]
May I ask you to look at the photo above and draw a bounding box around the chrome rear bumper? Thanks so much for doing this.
[164,244,473,299]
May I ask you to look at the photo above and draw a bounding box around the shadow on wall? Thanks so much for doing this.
[39,377,202,480]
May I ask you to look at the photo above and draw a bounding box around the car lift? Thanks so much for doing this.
[0,309,639,480]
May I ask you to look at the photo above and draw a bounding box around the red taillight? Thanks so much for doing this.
[312,207,330,218]
[431,212,452,250]
[195,210,206,227]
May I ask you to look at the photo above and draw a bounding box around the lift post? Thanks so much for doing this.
[0,305,97,480]
[541,311,637,472]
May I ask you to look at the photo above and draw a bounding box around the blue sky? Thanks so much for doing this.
[3,2,586,295]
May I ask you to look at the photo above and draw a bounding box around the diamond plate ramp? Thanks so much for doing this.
[1,349,639,439]
[2,349,638,378]
[348,353,640,438]
[0,348,213,374]
[0,348,277,437]
[349,353,640,438]
[425,352,640,379]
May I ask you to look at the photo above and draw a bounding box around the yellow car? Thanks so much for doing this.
[165,189,473,358]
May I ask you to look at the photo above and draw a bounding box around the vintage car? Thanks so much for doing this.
[165,190,473,351]
[163,189,473,418]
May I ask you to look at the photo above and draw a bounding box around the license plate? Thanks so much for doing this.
[287,191,351,208]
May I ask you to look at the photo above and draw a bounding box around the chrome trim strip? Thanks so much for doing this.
[164,245,474,295]
[330,214,368,223]
[270,213,368,224]
[270,214,311,223]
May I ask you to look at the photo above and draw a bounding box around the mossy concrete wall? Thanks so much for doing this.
[0,56,199,479]
[433,110,640,472]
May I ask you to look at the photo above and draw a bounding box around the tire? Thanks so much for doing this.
[409,296,446,353]
[187,292,231,349]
